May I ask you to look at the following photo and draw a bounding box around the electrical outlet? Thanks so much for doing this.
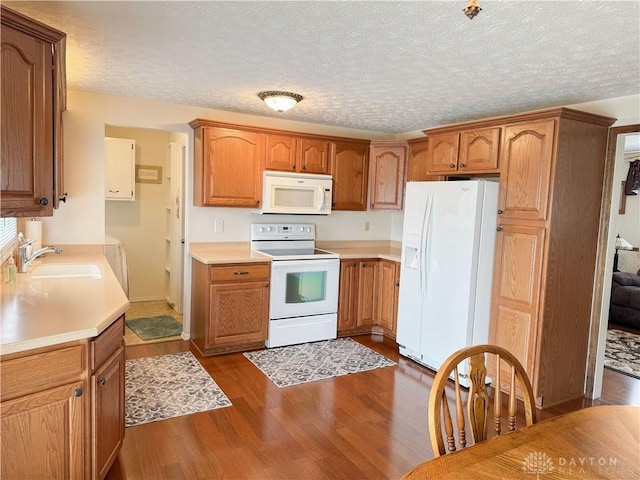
[214,220,224,233]
[364,221,370,232]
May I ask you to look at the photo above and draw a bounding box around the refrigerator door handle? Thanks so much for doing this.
[420,190,434,298]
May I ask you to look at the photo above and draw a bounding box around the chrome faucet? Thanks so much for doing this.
[16,241,63,273]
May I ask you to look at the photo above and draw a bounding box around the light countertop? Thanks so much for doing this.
[189,242,272,264]
[1,253,129,356]
[189,240,401,263]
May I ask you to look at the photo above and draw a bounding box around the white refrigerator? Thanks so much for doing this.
[396,180,499,379]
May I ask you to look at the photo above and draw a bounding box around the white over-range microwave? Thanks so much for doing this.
[258,171,333,215]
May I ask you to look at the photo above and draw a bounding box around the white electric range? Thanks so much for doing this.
[251,223,339,348]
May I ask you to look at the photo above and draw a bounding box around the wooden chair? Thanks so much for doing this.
[428,344,536,457]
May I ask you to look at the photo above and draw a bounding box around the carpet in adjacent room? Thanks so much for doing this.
[604,329,640,379]
[125,351,231,427]
[243,337,396,388]
[125,314,182,341]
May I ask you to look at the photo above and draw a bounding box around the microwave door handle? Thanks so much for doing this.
[318,188,324,211]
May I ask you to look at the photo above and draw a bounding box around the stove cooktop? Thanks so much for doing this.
[256,247,339,260]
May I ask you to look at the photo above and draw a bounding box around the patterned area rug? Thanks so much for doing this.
[125,315,183,341]
[243,337,396,388]
[604,329,640,379]
[125,352,231,427]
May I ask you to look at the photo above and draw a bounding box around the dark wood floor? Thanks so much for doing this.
[107,335,640,480]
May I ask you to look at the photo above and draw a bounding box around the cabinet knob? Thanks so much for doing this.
[395,282,400,287]
[301,165,306,170]
[292,165,296,170]
[255,200,260,205]
[497,209,503,214]
[496,227,502,232]
[449,164,455,169]
[59,192,68,203]
[98,378,106,386]
[370,203,374,208]
[265,283,269,288]
[459,163,466,169]
[39,197,49,206]
[74,388,83,397]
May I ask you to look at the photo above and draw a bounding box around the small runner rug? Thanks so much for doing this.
[125,352,231,427]
[604,329,640,379]
[125,315,183,341]
[243,337,396,388]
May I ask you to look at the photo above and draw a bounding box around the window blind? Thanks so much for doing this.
[0,217,18,262]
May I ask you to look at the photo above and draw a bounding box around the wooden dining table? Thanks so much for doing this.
[402,405,640,479]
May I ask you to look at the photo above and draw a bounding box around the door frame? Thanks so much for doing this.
[585,124,640,398]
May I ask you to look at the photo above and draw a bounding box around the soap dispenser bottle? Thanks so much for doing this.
[6,254,16,284]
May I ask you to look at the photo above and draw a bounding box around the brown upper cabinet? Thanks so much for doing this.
[331,140,369,211]
[407,138,445,182]
[498,121,555,221]
[190,121,265,207]
[424,127,500,175]
[1,6,66,217]
[265,134,331,174]
[368,141,407,210]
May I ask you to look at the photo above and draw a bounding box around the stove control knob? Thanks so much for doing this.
[265,226,273,233]
[257,227,264,233]
[298,226,305,232]
[305,227,311,233]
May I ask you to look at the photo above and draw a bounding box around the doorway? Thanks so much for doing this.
[587,125,640,399]
[104,125,187,342]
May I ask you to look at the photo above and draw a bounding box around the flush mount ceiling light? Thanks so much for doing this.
[258,91,303,113]
[463,0,482,19]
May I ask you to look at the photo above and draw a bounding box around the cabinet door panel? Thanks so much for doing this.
[459,127,500,172]
[1,381,85,480]
[105,137,135,200]
[357,261,377,326]
[332,142,368,211]
[368,143,406,210]
[376,260,398,334]
[1,25,54,217]
[489,224,545,383]
[298,138,330,174]
[201,128,263,207]
[208,282,269,346]
[338,261,359,331]
[92,347,124,480]
[265,134,297,171]
[499,121,555,220]
[426,133,459,174]
[407,139,445,182]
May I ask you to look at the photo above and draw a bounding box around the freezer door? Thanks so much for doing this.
[396,182,432,354]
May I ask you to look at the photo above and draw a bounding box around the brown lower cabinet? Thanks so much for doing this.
[190,260,270,355]
[338,259,399,339]
[91,318,125,479]
[0,316,125,480]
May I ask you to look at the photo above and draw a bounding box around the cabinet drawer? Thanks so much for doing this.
[91,316,124,371]
[209,263,270,283]
[1,343,86,401]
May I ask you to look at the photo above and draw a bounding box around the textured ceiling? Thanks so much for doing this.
[4,1,640,134]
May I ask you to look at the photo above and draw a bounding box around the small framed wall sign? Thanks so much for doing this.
[136,165,162,184]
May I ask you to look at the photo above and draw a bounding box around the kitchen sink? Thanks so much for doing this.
[30,263,102,280]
